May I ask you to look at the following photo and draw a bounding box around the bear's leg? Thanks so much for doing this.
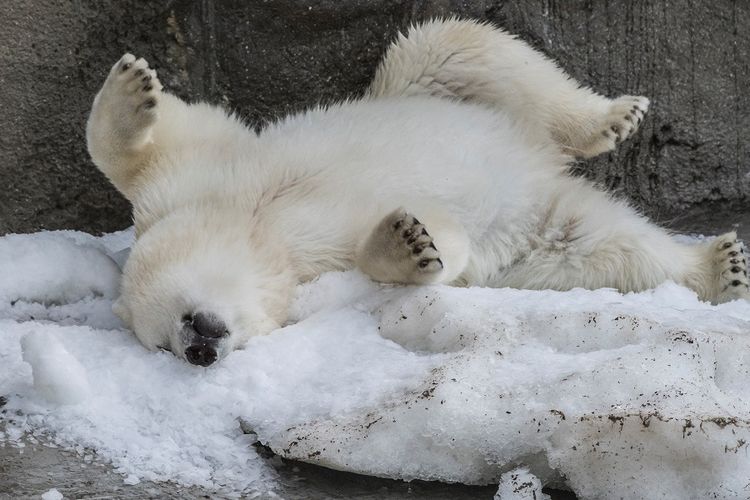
[88,55,254,201]
[86,54,163,196]
[357,208,469,285]
[368,18,649,158]
[492,208,749,304]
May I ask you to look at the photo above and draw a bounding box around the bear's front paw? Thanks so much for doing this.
[111,54,162,117]
[357,207,445,285]
[93,54,163,138]
[389,209,444,275]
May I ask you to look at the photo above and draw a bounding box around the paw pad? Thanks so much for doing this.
[105,53,163,119]
[388,210,443,275]
[601,96,649,144]
[712,233,750,302]
[582,95,650,158]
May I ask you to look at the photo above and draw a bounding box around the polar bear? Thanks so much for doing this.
[87,19,749,366]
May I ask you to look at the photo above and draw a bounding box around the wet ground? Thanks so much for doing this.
[0,435,578,500]
[2,208,746,500]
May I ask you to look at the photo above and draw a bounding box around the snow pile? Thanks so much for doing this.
[2,229,750,499]
[0,232,121,304]
[274,282,750,498]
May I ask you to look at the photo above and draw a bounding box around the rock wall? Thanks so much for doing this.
[2,0,748,234]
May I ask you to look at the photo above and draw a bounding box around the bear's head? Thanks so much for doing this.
[115,209,295,366]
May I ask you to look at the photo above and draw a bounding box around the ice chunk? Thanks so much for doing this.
[495,467,550,500]
[40,488,63,500]
[123,474,141,485]
[21,331,90,405]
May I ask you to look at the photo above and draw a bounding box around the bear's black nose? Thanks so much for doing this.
[185,344,218,366]
[187,311,229,339]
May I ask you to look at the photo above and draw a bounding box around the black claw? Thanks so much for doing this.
[418,259,430,269]
[732,280,743,287]
[412,217,421,225]
[393,219,404,231]
[428,242,437,250]
[143,84,153,92]
[421,228,428,236]
[121,62,132,72]
[732,266,742,273]
[730,258,739,264]
[407,235,418,245]
[435,258,444,268]
[721,241,733,250]
[729,251,739,257]
[134,68,145,77]
[142,75,152,82]
[142,98,156,109]
[402,228,415,239]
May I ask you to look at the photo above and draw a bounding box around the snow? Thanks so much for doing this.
[494,467,549,500]
[123,474,141,485]
[2,229,750,499]
[40,488,63,500]
[0,232,121,304]
[21,331,90,405]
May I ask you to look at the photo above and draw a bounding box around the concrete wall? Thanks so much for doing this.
[2,1,748,234]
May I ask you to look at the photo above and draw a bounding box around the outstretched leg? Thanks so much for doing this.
[368,19,649,158]
[357,208,470,285]
[486,182,749,304]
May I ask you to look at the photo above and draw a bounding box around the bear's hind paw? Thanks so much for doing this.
[712,232,750,303]
[579,95,649,158]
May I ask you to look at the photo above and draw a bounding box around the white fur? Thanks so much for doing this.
[86,19,749,361]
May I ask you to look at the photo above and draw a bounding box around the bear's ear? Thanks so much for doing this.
[112,296,132,327]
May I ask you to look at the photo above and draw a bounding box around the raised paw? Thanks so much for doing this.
[108,54,162,119]
[580,95,650,158]
[89,54,163,150]
[711,232,750,303]
[356,207,445,285]
[601,95,649,143]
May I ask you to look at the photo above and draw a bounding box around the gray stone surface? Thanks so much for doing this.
[1,1,748,235]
